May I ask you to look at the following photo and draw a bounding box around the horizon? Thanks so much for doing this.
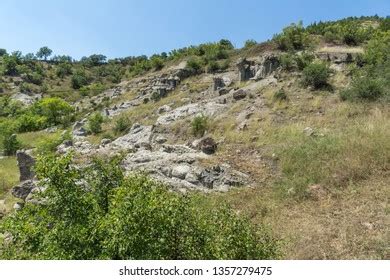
[0,0,389,59]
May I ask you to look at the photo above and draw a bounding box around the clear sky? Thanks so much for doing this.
[0,0,389,59]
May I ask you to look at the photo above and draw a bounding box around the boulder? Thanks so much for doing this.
[171,165,191,179]
[192,137,217,154]
[11,180,36,200]
[16,150,35,182]
[111,124,153,150]
[233,89,247,100]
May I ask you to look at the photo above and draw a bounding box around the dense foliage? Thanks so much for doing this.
[302,62,331,89]
[0,154,279,259]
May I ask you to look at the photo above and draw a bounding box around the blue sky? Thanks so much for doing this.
[0,0,389,59]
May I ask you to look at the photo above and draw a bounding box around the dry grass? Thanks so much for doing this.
[203,75,389,259]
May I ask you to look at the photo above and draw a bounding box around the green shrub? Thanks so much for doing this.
[19,82,34,93]
[16,114,48,132]
[2,132,21,156]
[0,154,279,259]
[25,72,44,85]
[340,78,384,101]
[273,89,288,102]
[114,116,131,134]
[295,52,314,71]
[302,62,330,89]
[71,70,89,89]
[88,112,104,134]
[150,56,165,70]
[56,63,73,78]
[33,97,74,126]
[280,53,295,71]
[364,31,390,66]
[206,60,220,72]
[191,115,208,137]
[244,39,257,48]
[186,57,202,72]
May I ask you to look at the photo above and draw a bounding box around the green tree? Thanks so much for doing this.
[36,46,53,61]
[0,48,7,56]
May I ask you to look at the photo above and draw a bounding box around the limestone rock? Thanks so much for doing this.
[16,150,35,182]
[111,124,153,150]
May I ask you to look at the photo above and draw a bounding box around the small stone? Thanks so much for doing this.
[100,138,111,145]
[157,105,172,114]
[303,127,315,136]
[155,135,168,144]
[13,202,24,211]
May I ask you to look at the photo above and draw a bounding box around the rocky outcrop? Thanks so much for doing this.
[16,150,35,181]
[316,52,358,64]
[122,145,248,192]
[156,102,226,125]
[212,76,232,91]
[72,120,88,137]
[11,93,42,105]
[110,123,153,150]
[236,55,279,82]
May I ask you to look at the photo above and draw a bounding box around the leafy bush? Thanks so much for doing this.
[114,116,131,134]
[191,115,208,137]
[0,154,279,259]
[273,89,288,102]
[25,72,44,85]
[56,63,73,78]
[364,31,390,66]
[88,112,104,134]
[302,62,330,89]
[71,70,90,89]
[295,52,314,71]
[280,53,295,71]
[150,55,165,70]
[16,114,48,132]
[244,39,257,48]
[340,78,384,101]
[33,98,74,126]
[2,132,20,156]
[19,82,34,93]
[186,57,202,72]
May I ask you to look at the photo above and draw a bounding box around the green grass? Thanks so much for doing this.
[0,156,18,198]
[18,130,64,151]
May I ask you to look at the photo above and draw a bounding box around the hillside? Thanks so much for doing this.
[0,16,389,259]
